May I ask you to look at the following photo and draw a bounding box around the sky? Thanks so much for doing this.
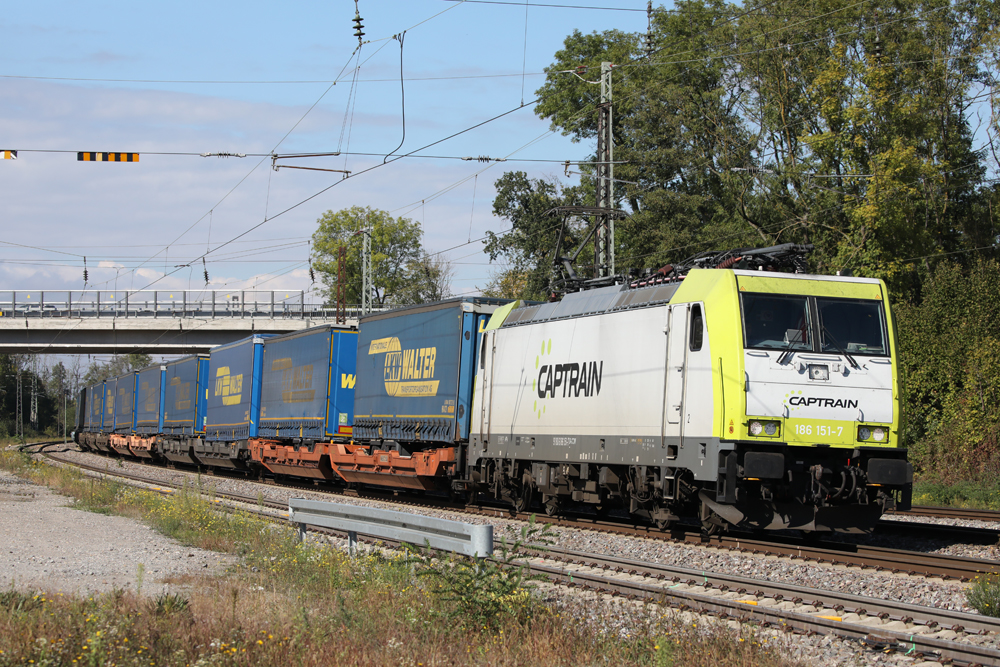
[0,0,652,307]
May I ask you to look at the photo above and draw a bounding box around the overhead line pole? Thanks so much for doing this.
[595,62,614,278]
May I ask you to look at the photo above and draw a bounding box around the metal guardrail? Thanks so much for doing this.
[0,290,398,320]
[288,497,494,557]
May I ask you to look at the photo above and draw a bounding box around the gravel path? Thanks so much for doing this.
[0,467,233,597]
[37,447,997,666]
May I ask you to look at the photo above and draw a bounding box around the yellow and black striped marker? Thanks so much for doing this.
[1,150,16,159]
[78,152,139,162]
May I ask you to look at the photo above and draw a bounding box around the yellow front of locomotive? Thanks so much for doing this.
[705,270,910,533]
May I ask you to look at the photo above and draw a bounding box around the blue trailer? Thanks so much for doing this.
[77,382,105,450]
[129,364,167,459]
[135,365,166,435]
[333,298,510,490]
[249,324,357,479]
[199,335,271,467]
[158,354,210,465]
[113,372,137,434]
[257,324,358,440]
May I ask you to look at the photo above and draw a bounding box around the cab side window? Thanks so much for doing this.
[689,304,704,351]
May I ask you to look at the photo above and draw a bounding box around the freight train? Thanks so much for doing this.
[76,245,911,534]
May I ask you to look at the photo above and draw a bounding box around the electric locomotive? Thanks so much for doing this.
[469,244,910,533]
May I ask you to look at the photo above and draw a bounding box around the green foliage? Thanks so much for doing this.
[522,0,1000,296]
[0,355,60,439]
[152,592,189,616]
[966,573,1000,617]
[312,205,452,307]
[911,480,1000,510]
[389,252,453,306]
[485,171,586,299]
[895,260,1000,478]
[404,515,555,629]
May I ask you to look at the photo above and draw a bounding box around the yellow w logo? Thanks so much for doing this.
[341,374,356,389]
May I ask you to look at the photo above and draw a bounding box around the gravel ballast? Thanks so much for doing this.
[32,447,993,666]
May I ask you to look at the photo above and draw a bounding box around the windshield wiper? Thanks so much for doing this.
[776,341,797,365]
[821,325,860,370]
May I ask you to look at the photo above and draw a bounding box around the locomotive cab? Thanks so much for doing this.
[703,271,910,533]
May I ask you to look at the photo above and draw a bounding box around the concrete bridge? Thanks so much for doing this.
[0,290,368,354]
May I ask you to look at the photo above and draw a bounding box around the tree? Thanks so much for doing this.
[528,0,1000,296]
[82,354,153,387]
[485,172,587,300]
[389,253,454,306]
[311,206,424,306]
[0,355,57,438]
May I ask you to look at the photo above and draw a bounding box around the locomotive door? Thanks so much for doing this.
[662,305,690,444]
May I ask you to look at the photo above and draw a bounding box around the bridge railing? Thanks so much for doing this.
[0,291,397,320]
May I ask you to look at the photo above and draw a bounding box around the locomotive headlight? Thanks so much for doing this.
[872,427,886,442]
[808,364,829,381]
[749,420,763,436]
[764,421,778,436]
[858,426,871,441]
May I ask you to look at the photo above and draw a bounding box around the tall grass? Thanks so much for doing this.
[0,449,802,666]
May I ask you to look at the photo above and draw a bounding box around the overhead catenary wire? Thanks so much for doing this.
[14,0,994,296]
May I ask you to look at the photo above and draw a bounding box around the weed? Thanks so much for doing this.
[966,573,1000,617]
[404,514,554,630]
[0,590,43,614]
[152,592,190,616]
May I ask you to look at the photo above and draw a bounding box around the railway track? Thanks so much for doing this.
[39,446,1000,582]
[29,445,1000,666]
[900,506,1000,524]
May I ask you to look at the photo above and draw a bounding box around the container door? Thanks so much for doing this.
[478,331,496,443]
[662,305,689,440]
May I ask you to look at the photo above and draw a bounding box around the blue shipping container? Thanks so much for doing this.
[205,335,269,441]
[353,298,508,444]
[258,325,358,440]
[135,365,165,434]
[114,372,137,433]
[103,378,118,431]
[163,355,209,435]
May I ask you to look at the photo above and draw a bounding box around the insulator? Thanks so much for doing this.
[353,11,365,41]
[309,266,315,284]
[83,268,88,283]
[873,37,883,61]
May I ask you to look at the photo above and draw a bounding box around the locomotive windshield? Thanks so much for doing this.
[741,293,888,357]
[741,294,813,350]
[816,297,887,356]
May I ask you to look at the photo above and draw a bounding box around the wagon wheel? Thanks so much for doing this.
[543,495,561,517]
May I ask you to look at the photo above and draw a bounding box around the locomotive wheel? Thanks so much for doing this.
[510,472,534,513]
[543,495,561,517]
[655,517,673,531]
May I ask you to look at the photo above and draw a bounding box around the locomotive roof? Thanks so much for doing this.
[502,281,680,327]
[502,268,882,328]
